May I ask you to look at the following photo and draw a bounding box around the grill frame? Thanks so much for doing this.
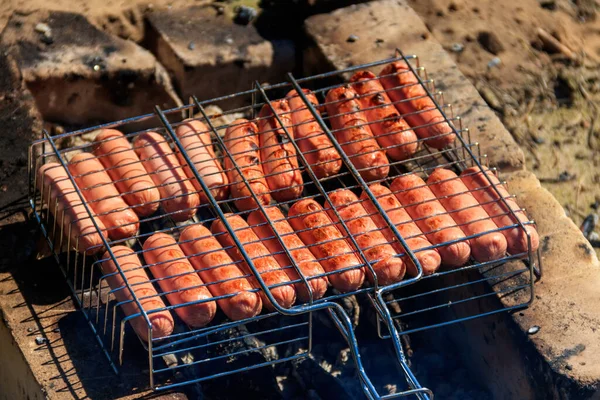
[27,49,540,399]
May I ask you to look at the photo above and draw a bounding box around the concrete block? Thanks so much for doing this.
[144,6,295,108]
[0,10,181,126]
[304,0,525,171]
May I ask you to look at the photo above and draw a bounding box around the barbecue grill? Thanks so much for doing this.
[28,49,541,399]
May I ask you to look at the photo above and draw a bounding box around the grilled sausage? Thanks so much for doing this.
[101,246,174,341]
[288,199,365,292]
[460,167,540,256]
[360,184,441,276]
[38,162,107,254]
[223,119,271,211]
[211,214,296,309]
[133,132,199,222]
[93,129,160,217]
[179,224,262,320]
[327,190,405,286]
[68,152,139,240]
[350,71,419,161]
[142,233,216,327]
[325,86,390,181]
[248,206,328,301]
[427,168,508,262]
[379,61,455,149]
[391,174,471,267]
[257,101,304,202]
[175,119,229,202]
[286,89,342,178]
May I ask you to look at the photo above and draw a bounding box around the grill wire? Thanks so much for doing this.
[28,49,541,399]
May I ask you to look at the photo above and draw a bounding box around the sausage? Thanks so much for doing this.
[379,61,455,149]
[211,214,296,309]
[223,119,271,211]
[38,162,107,254]
[360,184,441,276]
[247,207,328,302]
[391,174,471,267]
[68,152,139,240]
[93,129,160,217]
[427,168,508,262]
[350,71,419,161]
[175,119,229,202]
[142,233,216,327]
[179,224,262,320]
[133,132,199,222]
[288,199,365,292]
[325,86,390,181]
[327,190,405,286]
[101,246,174,341]
[286,89,342,179]
[257,101,304,202]
[460,167,540,255]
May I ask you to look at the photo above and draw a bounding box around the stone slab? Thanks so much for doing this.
[0,47,43,226]
[0,10,181,127]
[144,6,295,108]
[304,0,525,171]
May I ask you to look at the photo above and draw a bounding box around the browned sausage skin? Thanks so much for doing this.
[211,214,296,310]
[350,71,419,161]
[288,199,365,292]
[179,224,262,320]
[327,190,406,285]
[223,119,272,211]
[101,246,174,341]
[391,174,471,267]
[257,101,304,202]
[325,86,390,181]
[286,89,342,179]
[38,162,107,254]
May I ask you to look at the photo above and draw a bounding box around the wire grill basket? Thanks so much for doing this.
[28,49,540,399]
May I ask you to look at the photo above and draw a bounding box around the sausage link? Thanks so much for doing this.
[211,214,296,309]
[179,224,262,320]
[223,119,271,211]
[93,129,160,217]
[427,168,508,262]
[360,185,441,276]
[248,207,328,302]
[133,132,199,222]
[68,152,139,240]
[286,89,342,178]
[101,246,174,341]
[350,71,419,161]
[460,167,540,255]
[38,163,107,254]
[142,233,216,327]
[325,86,390,181]
[257,101,304,202]
[379,61,455,149]
[175,119,229,202]
[327,190,405,286]
[391,174,471,267]
[288,199,365,292]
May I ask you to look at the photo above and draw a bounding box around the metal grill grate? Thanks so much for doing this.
[28,49,540,399]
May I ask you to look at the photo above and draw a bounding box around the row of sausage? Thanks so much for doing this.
[100,166,540,342]
[37,61,455,254]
